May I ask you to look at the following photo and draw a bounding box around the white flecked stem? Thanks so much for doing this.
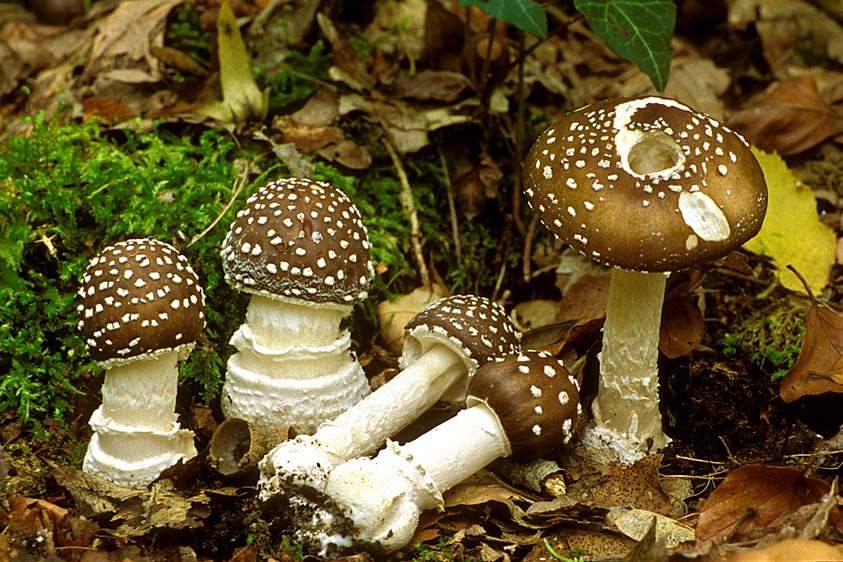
[582,268,671,464]
[84,349,197,488]
[244,294,349,349]
[258,344,466,499]
[222,294,370,436]
[324,403,509,553]
[315,344,464,459]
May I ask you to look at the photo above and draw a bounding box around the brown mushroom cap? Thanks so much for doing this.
[524,96,768,272]
[403,295,521,372]
[77,238,206,367]
[468,351,581,459]
[221,178,374,305]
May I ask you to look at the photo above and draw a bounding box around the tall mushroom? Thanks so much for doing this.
[523,96,767,464]
[258,294,521,500]
[306,351,581,555]
[220,178,374,437]
[78,238,205,488]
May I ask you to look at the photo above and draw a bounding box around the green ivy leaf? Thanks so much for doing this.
[460,0,548,40]
[574,0,675,91]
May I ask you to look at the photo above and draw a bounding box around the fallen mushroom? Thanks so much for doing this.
[257,294,521,501]
[523,96,767,463]
[220,177,375,437]
[308,350,581,555]
[77,238,205,488]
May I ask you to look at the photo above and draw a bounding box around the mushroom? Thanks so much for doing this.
[523,96,767,463]
[220,178,374,437]
[257,294,521,501]
[311,350,581,555]
[77,238,205,488]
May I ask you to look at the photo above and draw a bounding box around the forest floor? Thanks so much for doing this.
[2,0,843,561]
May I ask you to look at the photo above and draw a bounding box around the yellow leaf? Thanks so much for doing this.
[743,148,835,293]
[214,0,268,123]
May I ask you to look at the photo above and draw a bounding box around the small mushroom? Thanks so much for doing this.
[220,178,375,437]
[258,294,521,500]
[78,238,205,488]
[523,96,767,463]
[315,351,581,555]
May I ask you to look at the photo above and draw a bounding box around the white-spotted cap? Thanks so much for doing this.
[524,96,767,272]
[221,178,374,305]
[77,238,206,368]
[402,295,521,373]
[467,350,581,459]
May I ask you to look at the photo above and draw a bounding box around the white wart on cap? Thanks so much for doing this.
[77,238,206,367]
[221,178,374,305]
[402,295,522,372]
[467,351,581,459]
[524,96,768,272]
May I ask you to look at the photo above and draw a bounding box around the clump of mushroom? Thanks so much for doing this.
[258,294,521,503]
[78,238,205,488]
[299,351,581,555]
[523,96,767,463]
[220,178,374,437]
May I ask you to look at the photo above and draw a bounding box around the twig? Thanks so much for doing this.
[522,212,539,282]
[437,146,462,268]
[382,133,430,287]
[189,160,251,247]
[512,30,526,238]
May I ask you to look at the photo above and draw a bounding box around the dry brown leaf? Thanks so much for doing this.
[84,0,182,83]
[82,97,133,122]
[392,70,473,102]
[557,272,611,325]
[779,298,843,402]
[452,153,503,217]
[728,538,843,562]
[149,45,209,77]
[695,465,836,546]
[376,284,448,353]
[280,120,372,169]
[567,455,671,514]
[290,87,340,127]
[726,76,841,156]
[659,296,704,359]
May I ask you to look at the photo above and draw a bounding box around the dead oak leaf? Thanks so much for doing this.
[726,75,842,156]
[695,465,841,546]
[779,298,843,402]
[659,296,704,359]
[452,153,503,217]
[279,119,372,170]
[84,0,182,83]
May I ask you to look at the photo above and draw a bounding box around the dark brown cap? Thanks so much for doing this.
[524,96,767,272]
[468,351,581,459]
[77,238,206,367]
[403,295,521,372]
[221,178,374,305]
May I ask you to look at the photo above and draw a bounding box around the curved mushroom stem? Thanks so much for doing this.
[320,402,510,554]
[582,268,671,464]
[84,349,197,488]
[258,344,466,498]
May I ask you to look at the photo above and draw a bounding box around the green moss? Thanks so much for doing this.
[0,113,246,430]
[719,297,806,381]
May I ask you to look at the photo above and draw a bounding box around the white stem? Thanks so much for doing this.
[322,403,510,553]
[245,294,350,349]
[314,344,465,459]
[222,294,369,436]
[257,345,466,501]
[399,402,510,493]
[99,350,180,432]
[84,349,197,488]
[583,268,671,463]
